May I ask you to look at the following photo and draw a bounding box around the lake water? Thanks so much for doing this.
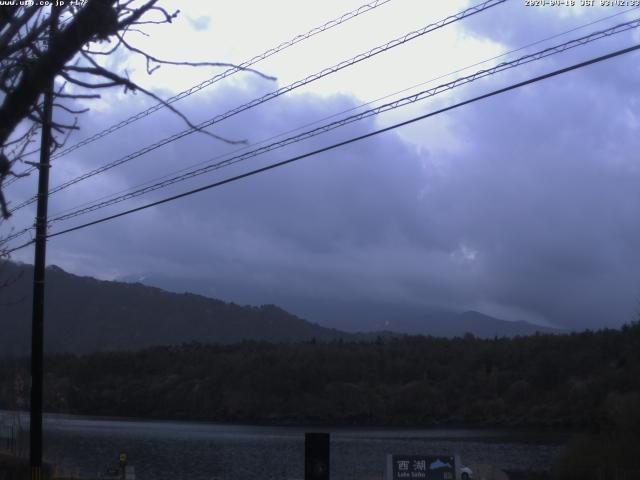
[1,412,565,479]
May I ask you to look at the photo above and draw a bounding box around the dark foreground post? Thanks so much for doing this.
[305,432,330,480]
[30,7,57,480]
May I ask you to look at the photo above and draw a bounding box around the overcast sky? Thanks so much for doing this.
[3,0,640,330]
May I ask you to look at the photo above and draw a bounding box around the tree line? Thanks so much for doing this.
[1,324,639,429]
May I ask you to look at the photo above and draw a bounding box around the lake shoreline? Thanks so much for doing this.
[1,408,577,444]
[2,411,565,479]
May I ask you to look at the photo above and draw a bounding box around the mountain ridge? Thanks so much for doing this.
[115,270,561,337]
[0,261,350,355]
[0,261,558,355]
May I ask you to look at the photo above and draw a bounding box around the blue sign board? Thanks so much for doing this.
[389,455,455,480]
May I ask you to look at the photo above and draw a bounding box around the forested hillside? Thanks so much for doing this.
[1,324,638,428]
[0,262,557,356]
[0,262,350,354]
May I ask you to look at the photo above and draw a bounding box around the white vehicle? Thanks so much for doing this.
[459,465,473,480]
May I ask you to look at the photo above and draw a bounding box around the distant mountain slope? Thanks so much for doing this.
[118,271,562,338]
[0,262,559,355]
[375,309,560,338]
[0,262,350,355]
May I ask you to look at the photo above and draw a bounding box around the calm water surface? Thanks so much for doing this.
[2,412,566,479]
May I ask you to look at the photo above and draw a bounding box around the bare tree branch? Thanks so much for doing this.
[53,103,90,115]
[117,34,277,80]
[0,0,275,229]
[0,0,121,146]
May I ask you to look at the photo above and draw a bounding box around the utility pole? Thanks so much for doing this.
[30,6,57,480]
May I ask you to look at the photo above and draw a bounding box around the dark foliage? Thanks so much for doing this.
[0,262,559,355]
[551,390,640,479]
[1,323,639,429]
[0,453,51,480]
[0,262,352,355]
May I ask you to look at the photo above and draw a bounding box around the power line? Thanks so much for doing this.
[6,4,636,192]
[7,0,506,214]
[5,0,398,183]
[4,237,34,255]
[4,13,638,245]
[49,0,397,160]
[4,12,638,253]
[43,6,640,221]
[2,42,626,250]
[3,147,39,188]
[44,17,640,224]
[0,226,33,246]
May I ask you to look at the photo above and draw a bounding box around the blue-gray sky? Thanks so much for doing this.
[3,0,640,330]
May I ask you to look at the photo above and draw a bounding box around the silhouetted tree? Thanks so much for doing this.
[0,0,271,222]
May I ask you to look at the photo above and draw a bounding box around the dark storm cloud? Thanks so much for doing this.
[411,24,640,327]
[24,79,469,307]
[6,12,640,330]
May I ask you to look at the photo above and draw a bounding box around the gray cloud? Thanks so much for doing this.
[4,11,640,331]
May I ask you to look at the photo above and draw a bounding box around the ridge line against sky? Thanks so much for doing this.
[3,0,640,331]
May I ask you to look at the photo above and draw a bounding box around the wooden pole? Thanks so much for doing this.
[30,6,57,480]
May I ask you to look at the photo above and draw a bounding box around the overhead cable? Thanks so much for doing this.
[1,42,626,251]
[5,0,398,183]
[6,3,637,190]
[49,0,397,160]
[45,6,640,220]
[45,17,640,223]
[8,0,506,213]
